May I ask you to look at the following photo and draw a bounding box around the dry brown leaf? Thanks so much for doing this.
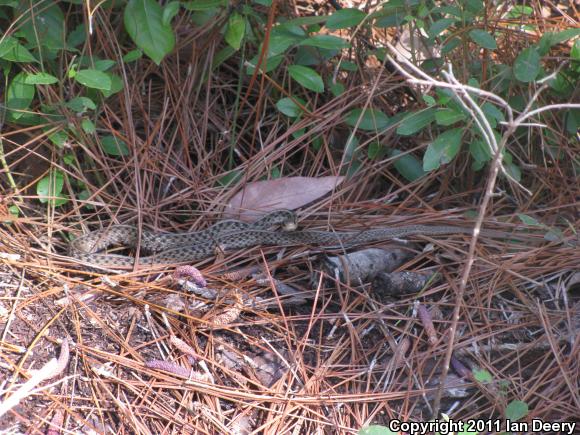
[224,176,344,220]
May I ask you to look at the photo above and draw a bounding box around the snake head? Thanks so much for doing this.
[259,209,298,231]
[279,210,298,231]
[284,220,298,231]
[253,209,298,231]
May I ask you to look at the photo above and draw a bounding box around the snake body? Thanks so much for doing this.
[69,210,488,268]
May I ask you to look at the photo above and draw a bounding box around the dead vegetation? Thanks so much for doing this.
[0,1,579,433]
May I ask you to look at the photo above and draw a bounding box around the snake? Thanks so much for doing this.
[69,210,508,269]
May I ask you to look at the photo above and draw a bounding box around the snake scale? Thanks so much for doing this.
[69,210,502,268]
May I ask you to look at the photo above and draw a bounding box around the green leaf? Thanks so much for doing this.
[277,15,329,28]
[330,81,345,97]
[571,39,580,61]
[266,25,306,57]
[225,12,245,50]
[0,36,17,57]
[310,136,322,151]
[435,108,466,126]
[17,1,66,50]
[517,214,543,227]
[66,97,96,113]
[123,49,143,63]
[0,36,37,62]
[472,368,493,383]
[345,108,391,131]
[124,0,176,65]
[538,29,580,56]
[442,37,461,55]
[288,65,324,93]
[23,72,59,85]
[469,139,491,169]
[507,4,532,18]
[218,170,242,186]
[359,425,398,435]
[299,35,349,50]
[503,152,521,182]
[326,8,366,30]
[188,7,220,24]
[373,11,406,28]
[423,128,463,171]
[37,170,67,206]
[565,109,580,135]
[506,400,528,422]
[246,54,283,74]
[391,149,425,182]
[208,46,235,74]
[47,129,68,148]
[77,55,103,68]
[467,77,480,88]
[428,18,455,37]
[162,1,180,26]
[513,47,540,83]
[396,109,436,135]
[340,62,358,72]
[469,29,497,50]
[276,97,304,118]
[438,5,462,17]
[101,135,130,156]
[370,0,416,18]
[343,135,359,162]
[182,0,227,11]
[67,23,86,49]
[8,205,20,218]
[367,142,388,160]
[508,95,526,112]
[422,94,436,106]
[75,69,112,90]
[291,126,306,141]
[100,73,124,97]
[294,45,327,66]
[481,102,505,128]
[77,189,95,210]
[0,0,19,7]
[465,0,484,14]
[344,159,363,179]
[6,72,35,120]
[93,59,116,71]
[548,72,574,95]
[81,119,96,134]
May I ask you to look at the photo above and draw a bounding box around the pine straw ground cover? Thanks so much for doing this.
[0,1,579,434]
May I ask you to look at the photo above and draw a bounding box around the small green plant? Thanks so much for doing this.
[505,400,529,422]
[1,1,128,210]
